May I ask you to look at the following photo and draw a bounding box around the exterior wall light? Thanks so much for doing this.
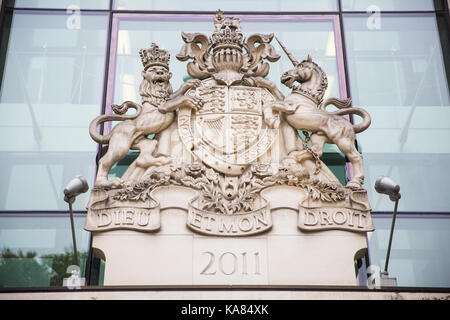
[375,175,401,287]
[63,175,89,266]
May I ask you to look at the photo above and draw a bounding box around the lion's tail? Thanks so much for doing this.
[320,97,371,134]
[89,101,142,144]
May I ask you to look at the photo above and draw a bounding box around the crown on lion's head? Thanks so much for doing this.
[139,43,170,70]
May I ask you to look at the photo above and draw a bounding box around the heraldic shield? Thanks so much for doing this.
[178,78,278,176]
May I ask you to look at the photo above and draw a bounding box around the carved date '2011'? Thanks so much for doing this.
[200,251,261,276]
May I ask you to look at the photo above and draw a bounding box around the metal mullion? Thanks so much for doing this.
[8,7,110,13]
[0,0,7,33]
[338,1,370,276]
[435,7,450,93]
[86,0,114,286]
[110,10,341,15]
[337,2,352,102]
[371,212,450,217]
[336,2,356,185]
[0,1,11,91]
[341,10,444,14]
[98,3,114,149]
[0,212,87,217]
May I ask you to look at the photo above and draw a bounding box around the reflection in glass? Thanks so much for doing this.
[7,0,109,9]
[0,12,108,210]
[108,15,344,183]
[369,215,450,287]
[112,16,341,106]
[113,0,337,11]
[343,15,450,211]
[341,0,435,11]
[0,215,89,287]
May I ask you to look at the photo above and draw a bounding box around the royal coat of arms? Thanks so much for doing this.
[85,10,374,237]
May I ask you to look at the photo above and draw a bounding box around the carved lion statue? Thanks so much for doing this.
[89,60,202,187]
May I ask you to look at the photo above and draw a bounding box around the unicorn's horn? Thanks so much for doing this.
[275,36,299,66]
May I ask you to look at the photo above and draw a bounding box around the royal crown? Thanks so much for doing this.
[139,43,170,70]
[211,10,244,52]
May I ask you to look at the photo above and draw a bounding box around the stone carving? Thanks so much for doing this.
[178,80,278,176]
[176,11,279,86]
[89,43,202,187]
[262,38,372,188]
[85,11,374,236]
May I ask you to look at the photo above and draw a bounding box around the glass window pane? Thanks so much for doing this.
[343,15,450,212]
[341,0,435,11]
[112,16,342,107]
[0,214,89,287]
[7,0,110,9]
[113,0,338,11]
[369,215,450,287]
[0,12,109,211]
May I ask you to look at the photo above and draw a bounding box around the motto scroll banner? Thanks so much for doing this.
[187,197,272,236]
[85,188,161,232]
[298,189,374,233]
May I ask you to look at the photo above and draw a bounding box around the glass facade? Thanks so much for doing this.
[111,15,342,108]
[0,11,108,211]
[368,215,450,287]
[344,14,450,212]
[7,0,110,9]
[0,1,448,289]
[113,0,339,12]
[0,214,90,287]
[341,0,435,11]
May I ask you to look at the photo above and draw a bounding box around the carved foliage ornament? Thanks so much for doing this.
[85,10,374,236]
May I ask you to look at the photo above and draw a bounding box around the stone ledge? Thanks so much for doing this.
[1,286,449,300]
